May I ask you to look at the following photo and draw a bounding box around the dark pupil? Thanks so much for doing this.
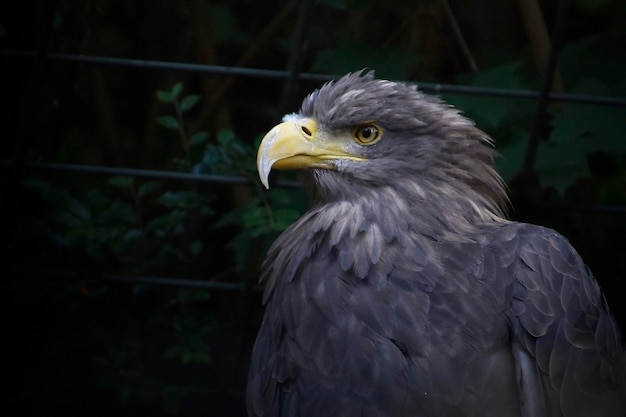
[362,126,375,139]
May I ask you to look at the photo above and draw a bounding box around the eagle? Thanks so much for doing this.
[246,71,625,417]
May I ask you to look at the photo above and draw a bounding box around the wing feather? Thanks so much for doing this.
[508,225,625,417]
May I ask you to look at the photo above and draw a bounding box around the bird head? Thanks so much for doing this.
[257,71,508,219]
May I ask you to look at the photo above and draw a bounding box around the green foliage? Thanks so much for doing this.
[164,289,214,364]
[156,115,180,130]
[6,1,626,415]
[189,131,210,147]
[17,80,305,386]
[443,43,626,195]
[192,125,305,272]
[194,128,255,176]
[21,174,213,274]
[215,188,305,271]
[156,82,209,170]
[302,13,626,196]
[536,98,626,192]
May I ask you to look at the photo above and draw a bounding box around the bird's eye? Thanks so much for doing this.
[353,123,382,145]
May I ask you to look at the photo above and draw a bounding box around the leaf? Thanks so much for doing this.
[190,240,203,256]
[180,94,201,112]
[65,196,92,221]
[554,79,626,153]
[242,206,269,228]
[495,128,528,181]
[198,205,214,216]
[272,208,300,231]
[268,188,308,213]
[156,115,180,130]
[559,35,626,90]
[229,138,252,158]
[538,90,626,193]
[146,214,172,234]
[189,131,210,147]
[122,228,144,243]
[157,191,187,208]
[213,204,247,229]
[268,188,299,205]
[156,90,174,103]
[249,225,271,238]
[217,128,237,147]
[22,179,70,208]
[104,201,137,225]
[108,176,134,188]
[534,136,592,194]
[446,60,534,131]
[171,82,183,98]
[138,181,160,197]
[158,190,207,209]
[191,289,210,301]
[465,60,530,90]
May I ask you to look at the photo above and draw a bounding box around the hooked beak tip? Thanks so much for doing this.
[257,126,281,189]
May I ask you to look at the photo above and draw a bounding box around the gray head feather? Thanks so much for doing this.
[297,71,509,224]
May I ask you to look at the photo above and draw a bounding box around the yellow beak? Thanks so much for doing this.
[256,117,365,189]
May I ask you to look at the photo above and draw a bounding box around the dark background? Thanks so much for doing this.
[2,0,625,416]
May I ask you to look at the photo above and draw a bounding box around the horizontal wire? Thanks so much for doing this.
[0,159,301,189]
[3,159,624,215]
[10,267,263,291]
[3,49,626,107]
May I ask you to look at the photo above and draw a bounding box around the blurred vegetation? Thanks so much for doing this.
[2,0,625,416]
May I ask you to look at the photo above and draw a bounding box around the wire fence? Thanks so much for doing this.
[4,2,626,415]
[3,49,626,107]
[2,159,625,216]
[3,41,626,290]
